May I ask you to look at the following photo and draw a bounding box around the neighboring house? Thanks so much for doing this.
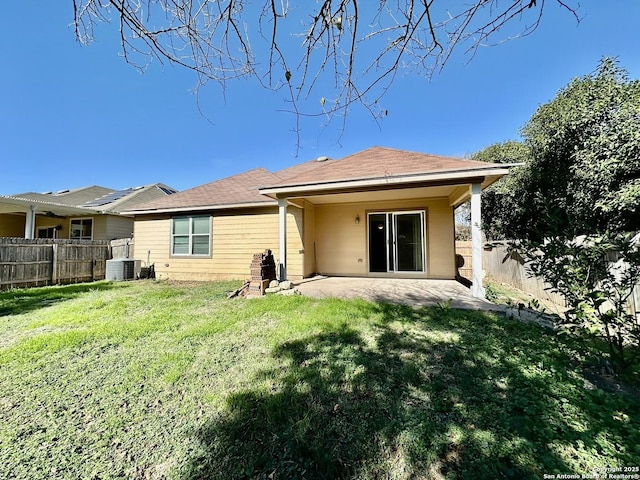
[125,147,515,297]
[0,184,177,240]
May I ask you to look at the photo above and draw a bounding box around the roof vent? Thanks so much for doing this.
[316,156,329,162]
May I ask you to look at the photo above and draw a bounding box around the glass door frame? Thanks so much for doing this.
[367,210,426,274]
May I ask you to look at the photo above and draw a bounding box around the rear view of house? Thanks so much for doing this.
[126,147,514,297]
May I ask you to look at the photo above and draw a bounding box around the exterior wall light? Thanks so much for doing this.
[355,215,360,224]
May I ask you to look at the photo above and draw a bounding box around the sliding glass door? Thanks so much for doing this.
[368,211,425,273]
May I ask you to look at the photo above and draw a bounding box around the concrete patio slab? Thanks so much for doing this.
[294,276,503,311]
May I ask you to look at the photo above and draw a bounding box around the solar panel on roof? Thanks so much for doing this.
[83,189,135,207]
[159,186,177,195]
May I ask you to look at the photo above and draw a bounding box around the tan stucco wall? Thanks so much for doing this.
[426,199,457,278]
[132,207,305,281]
[0,214,67,239]
[0,214,70,239]
[313,198,456,279]
[314,203,367,276]
[0,214,25,237]
[33,217,66,238]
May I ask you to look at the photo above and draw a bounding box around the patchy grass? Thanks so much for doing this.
[484,276,567,317]
[1,280,639,479]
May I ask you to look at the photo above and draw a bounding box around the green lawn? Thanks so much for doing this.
[1,281,638,479]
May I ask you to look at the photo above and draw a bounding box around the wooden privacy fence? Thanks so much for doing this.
[0,238,126,290]
[481,241,640,317]
[110,238,134,260]
[454,241,473,280]
[481,241,566,307]
[456,240,567,306]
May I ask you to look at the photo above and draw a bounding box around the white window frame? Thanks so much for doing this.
[69,218,93,240]
[171,216,211,256]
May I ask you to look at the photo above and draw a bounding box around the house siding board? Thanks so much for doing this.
[132,207,304,281]
[313,198,455,279]
[132,215,170,275]
[103,215,135,240]
[90,216,108,240]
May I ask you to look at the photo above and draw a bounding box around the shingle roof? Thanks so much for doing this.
[5,184,176,214]
[125,147,511,214]
[267,146,497,188]
[12,186,114,207]
[274,157,339,180]
[131,168,280,212]
[106,185,176,213]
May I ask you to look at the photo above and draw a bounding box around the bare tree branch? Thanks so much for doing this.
[72,0,581,145]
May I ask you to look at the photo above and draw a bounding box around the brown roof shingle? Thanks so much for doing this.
[132,168,279,212]
[268,146,495,188]
[274,157,339,180]
[127,147,506,213]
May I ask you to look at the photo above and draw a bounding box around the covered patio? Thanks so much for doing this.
[294,276,502,311]
[259,148,516,300]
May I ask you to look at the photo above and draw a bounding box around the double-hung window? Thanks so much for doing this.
[172,216,211,256]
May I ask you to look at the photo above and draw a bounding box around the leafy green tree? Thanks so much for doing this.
[521,58,640,239]
[523,233,640,371]
[471,141,532,240]
[479,58,640,241]
[478,60,640,372]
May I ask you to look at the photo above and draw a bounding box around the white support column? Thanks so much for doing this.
[278,197,287,281]
[470,183,485,299]
[24,205,37,239]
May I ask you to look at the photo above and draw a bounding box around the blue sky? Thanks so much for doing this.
[1,2,639,195]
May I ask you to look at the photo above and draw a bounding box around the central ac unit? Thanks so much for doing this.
[106,258,141,281]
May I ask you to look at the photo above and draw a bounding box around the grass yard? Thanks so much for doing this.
[1,281,639,479]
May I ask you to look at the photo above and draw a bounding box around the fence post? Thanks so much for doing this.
[51,243,58,285]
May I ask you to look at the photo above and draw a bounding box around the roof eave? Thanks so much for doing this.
[259,166,514,198]
[0,196,102,215]
[123,200,277,215]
